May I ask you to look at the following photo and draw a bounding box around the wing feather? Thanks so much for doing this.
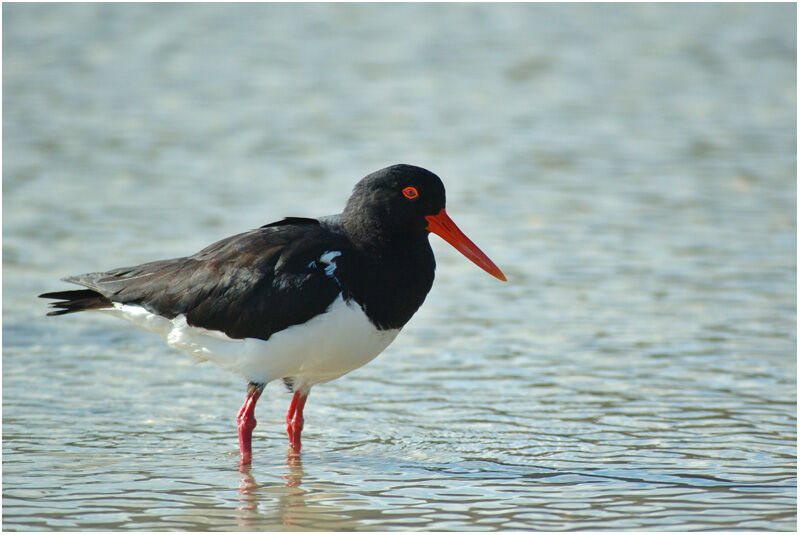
[46,219,348,340]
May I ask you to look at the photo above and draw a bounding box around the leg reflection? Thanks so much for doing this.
[283,448,305,488]
[234,449,362,530]
[236,464,259,528]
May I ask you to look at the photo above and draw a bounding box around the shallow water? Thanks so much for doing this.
[3,3,796,531]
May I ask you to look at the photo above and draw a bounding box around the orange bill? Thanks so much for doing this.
[425,209,507,281]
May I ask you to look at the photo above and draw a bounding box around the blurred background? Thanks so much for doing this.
[3,3,796,531]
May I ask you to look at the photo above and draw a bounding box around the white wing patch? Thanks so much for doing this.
[317,250,342,283]
[320,251,341,275]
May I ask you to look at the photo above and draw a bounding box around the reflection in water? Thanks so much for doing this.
[236,450,309,529]
[278,451,309,527]
[235,464,259,529]
[283,450,306,488]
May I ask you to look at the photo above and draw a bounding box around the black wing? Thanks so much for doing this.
[41,218,349,341]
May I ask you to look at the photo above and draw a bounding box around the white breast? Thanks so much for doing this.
[105,295,400,389]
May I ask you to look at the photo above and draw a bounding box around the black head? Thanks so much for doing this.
[342,164,507,281]
[343,164,447,235]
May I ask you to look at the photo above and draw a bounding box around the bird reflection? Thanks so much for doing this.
[278,449,309,526]
[235,449,308,528]
[236,464,259,517]
[283,449,305,487]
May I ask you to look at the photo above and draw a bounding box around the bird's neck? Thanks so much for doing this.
[337,217,436,330]
[340,210,424,253]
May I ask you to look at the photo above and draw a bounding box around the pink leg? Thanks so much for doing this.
[285,390,309,451]
[237,382,264,465]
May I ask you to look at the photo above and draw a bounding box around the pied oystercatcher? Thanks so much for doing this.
[40,164,506,464]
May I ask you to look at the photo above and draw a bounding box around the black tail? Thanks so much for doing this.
[38,289,113,316]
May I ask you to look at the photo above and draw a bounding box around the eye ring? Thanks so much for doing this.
[402,186,419,200]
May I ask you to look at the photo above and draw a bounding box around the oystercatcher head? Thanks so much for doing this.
[40,164,506,465]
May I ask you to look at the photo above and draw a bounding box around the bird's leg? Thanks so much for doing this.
[237,382,265,465]
[285,390,309,451]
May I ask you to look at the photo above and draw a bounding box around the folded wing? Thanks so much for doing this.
[40,219,348,341]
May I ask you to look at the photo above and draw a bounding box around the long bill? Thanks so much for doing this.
[425,209,507,281]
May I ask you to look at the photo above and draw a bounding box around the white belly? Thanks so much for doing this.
[105,295,400,388]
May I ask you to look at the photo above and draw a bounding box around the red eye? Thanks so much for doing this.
[402,187,419,199]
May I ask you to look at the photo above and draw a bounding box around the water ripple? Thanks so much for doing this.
[4,2,796,531]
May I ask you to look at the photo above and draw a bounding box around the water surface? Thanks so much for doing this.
[3,3,796,531]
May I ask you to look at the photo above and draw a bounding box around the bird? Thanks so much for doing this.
[40,164,506,465]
